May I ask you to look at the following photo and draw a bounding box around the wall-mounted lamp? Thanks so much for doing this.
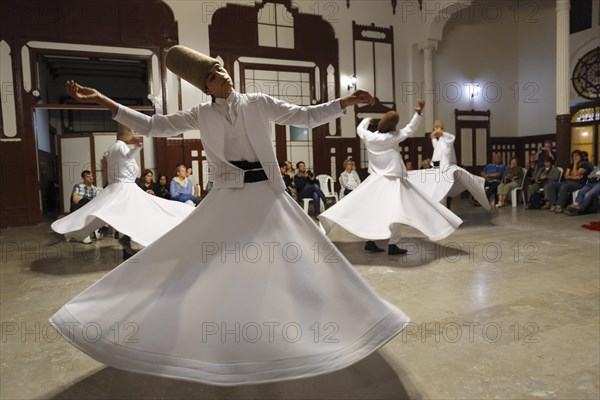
[347,75,357,91]
[466,83,481,102]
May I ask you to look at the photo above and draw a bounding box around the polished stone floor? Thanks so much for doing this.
[1,198,599,399]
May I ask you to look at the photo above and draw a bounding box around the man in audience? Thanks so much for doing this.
[421,158,432,169]
[294,161,327,217]
[70,170,101,243]
[480,153,505,205]
[532,140,555,173]
[71,170,99,212]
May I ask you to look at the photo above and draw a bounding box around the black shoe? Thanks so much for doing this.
[365,240,385,253]
[122,248,137,261]
[388,244,408,255]
[564,206,580,216]
[118,235,132,248]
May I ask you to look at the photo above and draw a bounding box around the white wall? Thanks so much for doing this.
[432,1,520,136]
[164,0,403,139]
[517,1,557,136]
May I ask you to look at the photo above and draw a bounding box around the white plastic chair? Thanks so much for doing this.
[511,168,528,208]
[572,189,580,204]
[316,174,339,203]
[302,198,325,215]
[338,174,346,200]
[557,167,563,182]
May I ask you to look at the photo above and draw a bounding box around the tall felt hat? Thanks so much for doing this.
[377,111,399,133]
[434,119,444,130]
[117,123,134,142]
[166,45,220,94]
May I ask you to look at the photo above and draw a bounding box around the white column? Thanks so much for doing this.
[418,39,439,132]
[556,0,570,115]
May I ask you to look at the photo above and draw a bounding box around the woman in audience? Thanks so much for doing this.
[138,169,160,195]
[284,160,296,179]
[495,157,524,207]
[170,164,198,206]
[280,162,296,198]
[546,150,591,213]
[421,158,432,169]
[156,174,170,199]
[339,159,361,196]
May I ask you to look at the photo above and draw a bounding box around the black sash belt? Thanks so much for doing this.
[431,160,440,168]
[229,161,268,183]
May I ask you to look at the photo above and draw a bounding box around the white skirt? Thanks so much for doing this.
[49,181,409,386]
[319,175,463,242]
[51,182,194,246]
[407,166,492,211]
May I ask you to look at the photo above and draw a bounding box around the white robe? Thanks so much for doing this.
[319,116,463,243]
[49,92,409,387]
[409,131,491,210]
[50,140,194,246]
[431,131,457,166]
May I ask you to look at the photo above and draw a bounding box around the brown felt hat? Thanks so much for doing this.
[377,111,399,133]
[434,119,444,130]
[117,123,134,142]
[166,45,220,93]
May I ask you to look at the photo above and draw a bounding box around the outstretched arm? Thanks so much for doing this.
[65,80,199,137]
[268,89,375,129]
[66,80,119,114]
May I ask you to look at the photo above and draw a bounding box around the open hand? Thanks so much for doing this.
[65,80,101,103]
[340,89,375,108]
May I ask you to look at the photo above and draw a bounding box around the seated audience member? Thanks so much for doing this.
[481,153,505,205]
[405,159,414,171]
[138,169,160,195]
[280,162,296,198]
[170,164,199,206]
[205,180,214,194]
[156,175,171,199]
[294,161,327,216]
[528,158,560,203]
[545,150,592,213]
[524,154,538,193]
[186,166,201,198]
[339,159,361,196]
[565,164,600,215]
[71,170,100,213]
[284,160,296,181]
[532,140,555,173]
[421,158,432,169]
[70,170,102,243]
[496,157,524,207]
